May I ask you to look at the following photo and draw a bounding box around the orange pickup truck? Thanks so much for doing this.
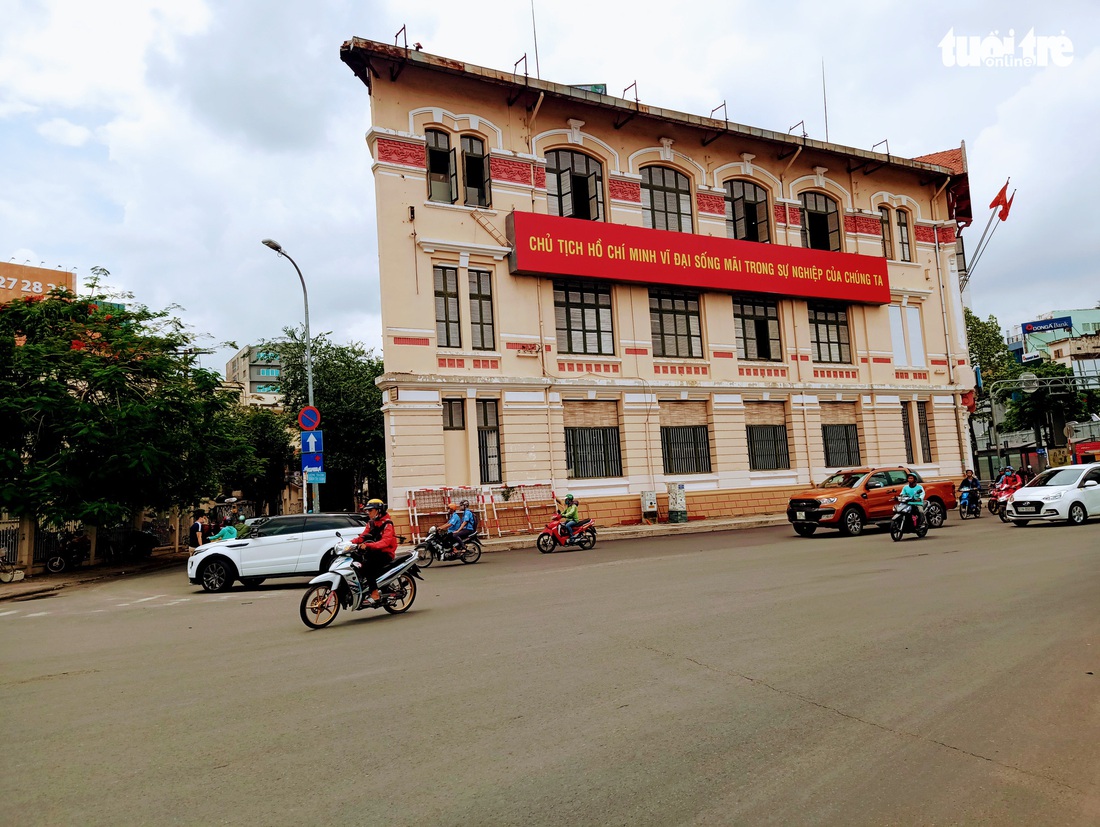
[786,467,958,537]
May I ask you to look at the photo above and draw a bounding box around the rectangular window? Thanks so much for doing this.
[905,306,926,367]
[476,400,501,484]
[747,425,790,470]
[897,210,912,262]
[888,305,908,366]
[434,265,460,348]
[650,289,702,358]
[955,235,967,275]
[426,130,457,203]
[660,426,711,474]
[461,135,491,207]
[255,384,279,393]
[469,270,495,351]
[564,427,622,478]
[808,303,851,364]
[258,368,280,377]
[822,424,861,467]
[442,399,465,431]
[900,402,915,464]
[734,297,781,361]
[916,401,933,462]
[554,280,614,355]
[879,206,894,259]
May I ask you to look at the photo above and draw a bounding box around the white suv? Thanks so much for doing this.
[1006,464,1100,526]
[187,513,369,592]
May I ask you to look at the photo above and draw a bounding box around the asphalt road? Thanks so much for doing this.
[2,516,1098,826]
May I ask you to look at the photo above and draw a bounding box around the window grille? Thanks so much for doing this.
[900,403,915,464]
[747,424,791,470]
[476,400,501,484]
[822,424,861,467]
[660,425,712,474]
[916,401,933,462]
[564,427,622,479]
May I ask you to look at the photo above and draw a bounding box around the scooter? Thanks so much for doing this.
[890,497,928,541]
[300,537,423,629]
[415,525,482,567]
[46,531,91,573]
[958,488,982,519]
[989,480,1022,522]
[536,513,597,553]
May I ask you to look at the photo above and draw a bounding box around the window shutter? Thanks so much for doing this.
[587,171,600,221]
[562,401,618,428]
[448,147,458,204]
[481,153,492,207]
[659,401,708,427]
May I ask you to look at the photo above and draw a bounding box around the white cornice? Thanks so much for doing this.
[416,238,512,260]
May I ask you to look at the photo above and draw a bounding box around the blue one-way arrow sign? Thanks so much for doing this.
[300,430,324,454]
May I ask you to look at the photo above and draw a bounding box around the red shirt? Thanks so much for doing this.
[353,516,397,561]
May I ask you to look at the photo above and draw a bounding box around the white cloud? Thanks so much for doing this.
[37,117,91,146]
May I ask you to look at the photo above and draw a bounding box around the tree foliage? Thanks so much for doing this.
[1000,359,1100,432]
[221,406,296,515]
[964,308,1018,419]
[263,329,385,510]
[0,280,253,525]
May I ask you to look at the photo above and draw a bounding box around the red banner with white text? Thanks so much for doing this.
[506,211,891,304]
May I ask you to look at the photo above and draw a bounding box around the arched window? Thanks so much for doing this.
[896,209,912,262]
[879,206,893,258]
[641,166,692,232]
[461,135,491,207]
[799,192,840,252]
[724,180,770,243]
[546,150,604,221]
[426,129,456,203]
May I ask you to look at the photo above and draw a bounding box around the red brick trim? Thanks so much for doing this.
[393,336,430,346]
[774,204,788,226]
[813,368,859,379]
[872,357,892,364]
[712,351,734,359]
[786,206,802,227]
[608,179,641,202]
[438,357,465,368]
[625,347,648,355]
[738,366,788,377]
[533,167,546,189]
[375,139,426,168]
[489,157,532,186]
[845,214,882,235]
[656,364,707,376]
[696,192,725,215]
[930,358,949,366]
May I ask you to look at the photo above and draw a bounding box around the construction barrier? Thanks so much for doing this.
[484,483,557,537]
[406,486,485,543]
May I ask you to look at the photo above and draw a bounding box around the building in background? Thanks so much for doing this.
[225,345,283,407]
[341,38,975,535]
[0,262,74,303]
[1006,308,1100,363]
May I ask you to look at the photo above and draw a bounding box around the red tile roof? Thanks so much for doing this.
[913,147,966,175]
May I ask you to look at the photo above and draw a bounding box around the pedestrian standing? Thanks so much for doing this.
[188,513,207,550]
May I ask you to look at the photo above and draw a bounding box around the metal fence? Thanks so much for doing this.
[1,519,18,564]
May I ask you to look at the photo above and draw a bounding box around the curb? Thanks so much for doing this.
[0,553,189,603]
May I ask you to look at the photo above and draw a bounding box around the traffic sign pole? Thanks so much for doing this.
[297,407,322,513]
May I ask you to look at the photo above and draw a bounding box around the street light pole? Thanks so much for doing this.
[262,239,319,514]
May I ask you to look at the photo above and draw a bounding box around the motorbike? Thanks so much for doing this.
[299,536,423,629]
[536,512,597,553]
[415,526,482,567]
[890,497,928,542]
[958,488,982,520]
[46,531,91,574]
[988,479,1022,522]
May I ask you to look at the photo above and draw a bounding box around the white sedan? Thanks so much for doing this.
[1006,464,1100,526]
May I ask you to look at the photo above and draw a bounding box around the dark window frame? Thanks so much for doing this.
[900,402,915,465]
[460,134,492,208]
[650,288,703,359]
[564,426,623,479]
[896,209,912,262]
[641,165,693,233]
[724,179,771,243]
[916,400,933,462]
[808,302,852,364]
[733,297,782,362]
[546,149,604,221]
[554,280,614,356]
[476,400,501,485]
[799,191,841,252]
[879,205,894,259]
[822,424,861,467]
[442,399,465,431]
[426,129,457,204]
[434,265,461,349]
[469,269,495,351]
[660,425,712,475]
[746,424,791,470]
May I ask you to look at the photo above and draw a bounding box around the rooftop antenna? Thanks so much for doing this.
[530,0,541,79]
[821,59,830,143]
[872,138,890,156]
[788,120,807,138]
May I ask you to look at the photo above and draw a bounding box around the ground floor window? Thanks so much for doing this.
[565,427,622,479]
[916,401,933,462]
[900,403,915,464]
[747,425,790,470]
[661,425,711,474]
[822,424,861,467]
[476,400,501,484]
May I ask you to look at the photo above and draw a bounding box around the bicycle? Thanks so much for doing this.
[0,555,26,583]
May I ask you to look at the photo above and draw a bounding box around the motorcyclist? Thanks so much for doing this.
[556,494,580,542]
[438,503,462,554]
[899,473,926,528]
[351,498,397,603]
[1000,466,1023,489]
[451,500,477,552]
[959,469,981,513]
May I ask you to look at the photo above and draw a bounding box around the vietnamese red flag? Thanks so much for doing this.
[989,181,1009,211]
[999,191,1015,221]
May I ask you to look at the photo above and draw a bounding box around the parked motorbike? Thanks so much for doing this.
[415,526,482,567]
[890,497,928,541]
[102,529,160,563]
[299,537,423,629]
[536,512,597,553]
[46,531,91,573]
[958,488,982,520]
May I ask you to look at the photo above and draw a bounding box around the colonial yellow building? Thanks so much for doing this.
[340,38,975,535]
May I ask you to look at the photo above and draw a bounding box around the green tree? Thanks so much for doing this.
[964,308,1018,419]
[221,405,296,515]
[0,281,252,525]
[263,329,385,510]
[1001,360,1100,432]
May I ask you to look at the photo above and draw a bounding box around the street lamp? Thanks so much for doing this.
[262,238,319,514]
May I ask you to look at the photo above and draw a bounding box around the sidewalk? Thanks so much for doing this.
[0,548,192,603]
[0,513,790,602]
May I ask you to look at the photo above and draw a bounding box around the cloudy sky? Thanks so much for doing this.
[2,0,1098,372]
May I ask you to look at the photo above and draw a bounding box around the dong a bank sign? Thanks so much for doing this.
[506,211,891,304]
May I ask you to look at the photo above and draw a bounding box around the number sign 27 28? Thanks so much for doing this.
[3,278,58,294]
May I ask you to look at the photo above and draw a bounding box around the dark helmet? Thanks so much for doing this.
[459,499,470,508]
[365,498,386,514]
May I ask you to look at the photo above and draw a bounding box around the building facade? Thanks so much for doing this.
[0,262,74,304]
[341,39,975,534]
[225,345,283,406]
[1007,308,1100,364]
